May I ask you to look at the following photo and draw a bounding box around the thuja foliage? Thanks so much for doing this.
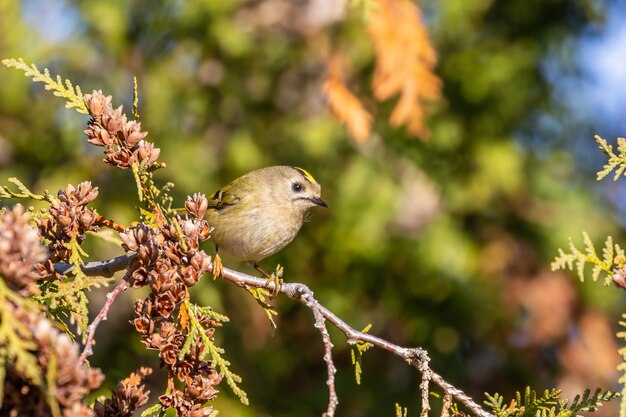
[484,387,617,417]
[551,134,626,417]
[595,135,626,181]
[551,232,625,285]
[350,323,373,385]
[2,58,87,114]
[394,385,617,417]
[0,58,246,416]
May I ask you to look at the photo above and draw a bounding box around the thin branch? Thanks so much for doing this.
[95,214,127,232]
[54,252,137,277]
[78,274,129,363]
[55,253,494,417]
[301,290,339,417]
[419,356,432,416]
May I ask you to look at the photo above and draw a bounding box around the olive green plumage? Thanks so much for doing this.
[207,166,327,264]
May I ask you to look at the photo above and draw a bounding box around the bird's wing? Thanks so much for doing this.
[207,187,240,211]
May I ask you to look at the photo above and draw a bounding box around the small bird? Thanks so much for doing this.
[207,166,327,295]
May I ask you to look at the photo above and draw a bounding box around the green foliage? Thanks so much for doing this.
[1,58,87,114]
[245,286,278,332]
[394,403,408,417]
[484,387,618,417]
[595,135,626,181]
[558,134,626,417]
[0,177,52,202]
[565,389,619,414]
[180,301,248,405]
[244,264,283,331]
[551,232,624,285]
[37,237,111,341]
[0,279,41,391]
[350,323,373,385]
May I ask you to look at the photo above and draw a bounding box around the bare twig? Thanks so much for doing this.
[54,253,136,362]
[301,290,339,417]
[78,274,129,363]
[55,253,494,417]
[54,252,137,277]
[419,356,432,416]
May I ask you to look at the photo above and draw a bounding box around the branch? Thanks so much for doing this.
[220,268,493,417]
[55,253,494,417]
[78,276,128,363]
[54,254,136,362]
[54,252,137,277]
[301,290,339,417]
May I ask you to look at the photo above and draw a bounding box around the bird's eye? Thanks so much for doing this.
[292,182,303,192]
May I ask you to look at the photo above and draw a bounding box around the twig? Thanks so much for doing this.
[301,290,339,417]
[54,253,137,362]
[78,274,129,363]
[55,253,494,417]
[419,355,431,416]
[95,214,127,232]
[54,252,137,277]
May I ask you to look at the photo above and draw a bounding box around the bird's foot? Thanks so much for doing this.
[264,275,283,299]
[251,262,283,298]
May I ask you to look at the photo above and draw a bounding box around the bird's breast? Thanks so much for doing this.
[208,206,306,262]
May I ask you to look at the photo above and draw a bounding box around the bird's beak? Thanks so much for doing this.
[310,196,328,208]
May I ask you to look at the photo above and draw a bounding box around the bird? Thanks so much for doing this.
[207,166,327,295]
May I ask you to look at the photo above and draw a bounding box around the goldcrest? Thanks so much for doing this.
[207,166,327,287]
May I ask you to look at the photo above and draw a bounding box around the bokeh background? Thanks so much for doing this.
[1,0,626,415]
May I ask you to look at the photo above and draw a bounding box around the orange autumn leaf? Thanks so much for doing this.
[323,56,373,142]
[367,0,441,139]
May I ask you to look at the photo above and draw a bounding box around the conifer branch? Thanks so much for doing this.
[2,58,88,114]
[551,232,624,286]
[595,135,626,181]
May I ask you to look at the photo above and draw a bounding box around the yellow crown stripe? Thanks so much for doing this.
[293,167,318,185]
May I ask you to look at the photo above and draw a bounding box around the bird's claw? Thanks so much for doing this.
[250,262,282,298]
[264,275,283,299]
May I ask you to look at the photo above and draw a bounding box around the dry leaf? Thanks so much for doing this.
[323,55,373,142]
[367,0,441,138]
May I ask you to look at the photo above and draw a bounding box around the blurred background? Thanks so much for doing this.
[1,0,626,415]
